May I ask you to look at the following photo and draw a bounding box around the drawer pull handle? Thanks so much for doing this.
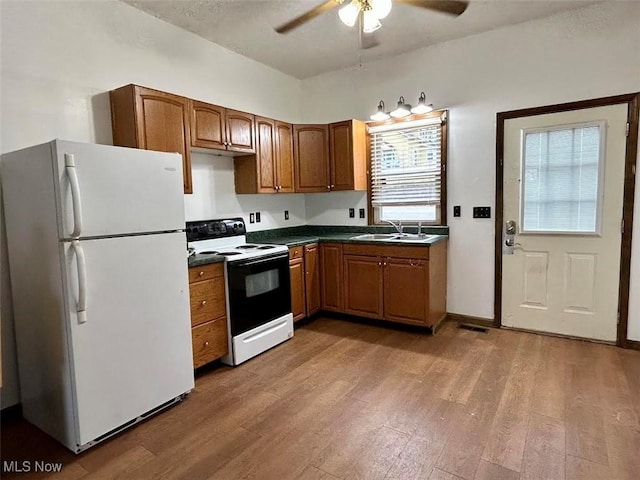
[201,300,207,306]
[204,341,209,347]
[199,271,204,276]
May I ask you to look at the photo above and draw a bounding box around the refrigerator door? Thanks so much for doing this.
[52,140,185,240]
[62,231,194,446]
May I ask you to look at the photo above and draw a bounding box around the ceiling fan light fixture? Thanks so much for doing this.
[338,0,360,27]
[370,100,390,121]
[371,0,392,19]
[411,92,434,114]
[362,8,382,33]
[390,96,412,118]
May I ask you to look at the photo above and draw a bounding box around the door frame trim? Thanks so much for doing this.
[494,93,640,348]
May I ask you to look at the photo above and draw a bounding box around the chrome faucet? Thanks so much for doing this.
[417,221,426,237]
[384,220,403,234]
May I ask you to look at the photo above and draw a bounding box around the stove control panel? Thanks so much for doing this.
[186,217,246,242]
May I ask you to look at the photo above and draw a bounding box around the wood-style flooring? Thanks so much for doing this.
[2,317,639,479]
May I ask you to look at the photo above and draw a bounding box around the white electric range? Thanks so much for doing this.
[186,218,293,366]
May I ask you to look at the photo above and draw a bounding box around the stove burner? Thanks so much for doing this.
[199,251,219,255]
[257,245,276,250]
[237,244,259,249]
[218,251,242,256]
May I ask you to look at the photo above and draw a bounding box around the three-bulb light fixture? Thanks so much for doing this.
[338,0,392,33]
[370,92,434,121]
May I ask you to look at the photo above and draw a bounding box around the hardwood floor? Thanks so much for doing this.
[2,317,639,479]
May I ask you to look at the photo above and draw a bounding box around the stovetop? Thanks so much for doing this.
[186,218,287,262]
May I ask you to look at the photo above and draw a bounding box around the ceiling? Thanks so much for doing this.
[122,0,598,79]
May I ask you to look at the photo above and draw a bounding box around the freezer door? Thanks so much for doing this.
[62,232,194,446]
[52,140,185,239]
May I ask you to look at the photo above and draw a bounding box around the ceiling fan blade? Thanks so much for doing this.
[395,0,469,16]
[275,0,340,34]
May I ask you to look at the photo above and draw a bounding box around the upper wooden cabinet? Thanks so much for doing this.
[110,84,193,194]
[293,120,367,193]
[234,118,294,194]
[293,124,330,193]
[190,100,255,154]
[329,120,367,191]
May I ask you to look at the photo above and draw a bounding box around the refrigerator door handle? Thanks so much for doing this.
[65,153,83,238]
[72,240,88,324]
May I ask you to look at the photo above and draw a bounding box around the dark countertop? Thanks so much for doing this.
[187,253,226,268]
[188,225,449,267]
[262,233,448,248]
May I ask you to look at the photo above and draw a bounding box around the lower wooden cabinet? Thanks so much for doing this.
[341,241,447,328]
[289,243,320,322]
[320,243,343,312]
[304,243,320,316]
[188,263,229,368]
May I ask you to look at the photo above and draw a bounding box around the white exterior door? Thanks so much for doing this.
[52,140,185,239]
[502,104,628,341]
[63,231,194,445]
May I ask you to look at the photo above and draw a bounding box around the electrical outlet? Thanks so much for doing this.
[249,213,255,223]
[349,208,355,218]
[359,208,366,219]
[453,205,461,217]
[473,206,491,219]
[256,211,261,223]
[284,210,289,220]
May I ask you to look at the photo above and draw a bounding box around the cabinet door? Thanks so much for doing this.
[190,100,226,150]
[305,243,321,316]
[289,257,306,322]
[343,255,383,319]
[294,124,330,192]
[130,86,193,194]
[383,257,429,325]
[226,109,255,153]
[329,119,368,191]
[255,116,278,193]
[275,121,295,193]
[320,243,344,312]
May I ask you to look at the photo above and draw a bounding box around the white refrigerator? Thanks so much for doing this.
[1,140,194,453]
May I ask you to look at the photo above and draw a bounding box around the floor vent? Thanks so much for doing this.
[458,323,489,333]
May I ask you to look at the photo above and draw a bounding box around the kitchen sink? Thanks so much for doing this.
[350,233,439,243]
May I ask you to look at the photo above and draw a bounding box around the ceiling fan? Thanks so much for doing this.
[275,0,469,48]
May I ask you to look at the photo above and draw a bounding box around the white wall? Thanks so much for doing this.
[305,191,368,225]
[302,1,640,321]
[0,0,304,408]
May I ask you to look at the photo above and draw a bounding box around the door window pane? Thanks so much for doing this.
[521,123,604,234]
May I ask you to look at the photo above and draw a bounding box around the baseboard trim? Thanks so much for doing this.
[501,325,616,346]
[1,403,22,423]
[621,339,640,350]
[446,313,495,329]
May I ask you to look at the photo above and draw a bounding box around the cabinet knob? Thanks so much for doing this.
[201,300,207,306]
[378,261,382,266]
[327,185,331,190]
[383,262,387,266]
[330,185,335,189]
[204,341,209,347]
[199,271,204,276]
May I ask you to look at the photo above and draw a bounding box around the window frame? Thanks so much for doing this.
[519,120,607,236]
[366,110,448,226]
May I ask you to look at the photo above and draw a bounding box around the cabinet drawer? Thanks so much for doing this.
[289,245,303,259]
[192,318,228,368]
[188,262,224,283]
[189,277,226,326]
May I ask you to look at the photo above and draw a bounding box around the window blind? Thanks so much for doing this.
[370,117,443,207]
[522,123,603,233]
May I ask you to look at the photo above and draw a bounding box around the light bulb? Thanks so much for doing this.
[390,96,411,118]
[362,9,382,33]
[411,93,433,114]
[338,0,360,27]
[370,100,390,121]
[371,0,392,19]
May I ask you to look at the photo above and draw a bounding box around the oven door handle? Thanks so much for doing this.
[231,252,288,267]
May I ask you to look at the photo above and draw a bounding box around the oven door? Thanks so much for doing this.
[227,252,291,336]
